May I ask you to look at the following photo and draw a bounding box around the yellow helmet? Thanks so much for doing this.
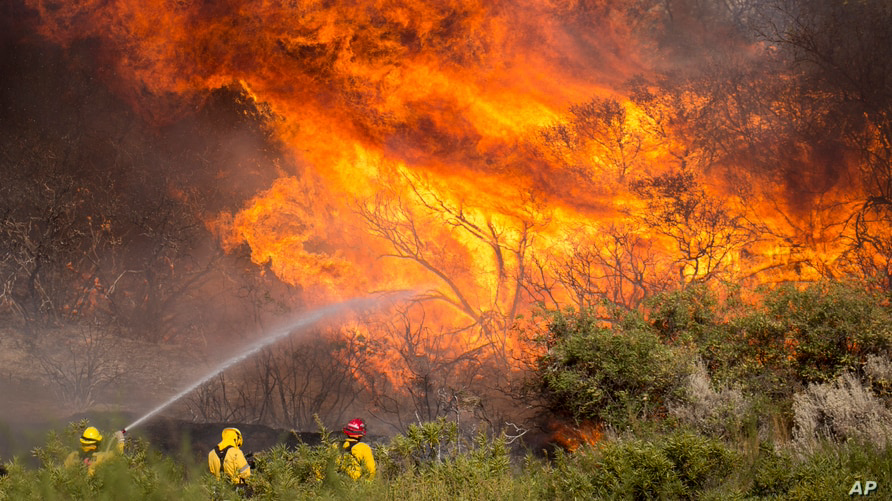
[221,427,243,447]
[80,426,103,452]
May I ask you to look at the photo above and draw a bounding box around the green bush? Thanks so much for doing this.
[748,442,795,497]
[645,281,892,444]
[535,307,694,429]
[662,430,736,492]
[1,432,202,501]
[538,430,736,500]
[746,440,892,500]
[378,417,462,474]
[647,281,892,401]
[373,418,518,499]
[647,284,723,344]
[646,284,745,387]
[737,282,892,387]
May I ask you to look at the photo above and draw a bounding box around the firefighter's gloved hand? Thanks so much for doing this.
[114,431,126,443]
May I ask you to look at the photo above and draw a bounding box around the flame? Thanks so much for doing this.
[550,420,603,452]
[22,1,888,404]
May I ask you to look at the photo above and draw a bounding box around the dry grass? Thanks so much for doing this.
[668,361,750,439]
[792,372,892,454]
[865,354,892,399]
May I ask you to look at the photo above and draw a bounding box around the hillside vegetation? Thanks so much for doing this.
[2,281,892,500]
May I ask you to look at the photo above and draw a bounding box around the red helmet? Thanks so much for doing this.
[343,418,366,437]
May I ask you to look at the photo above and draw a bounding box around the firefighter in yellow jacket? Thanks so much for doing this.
[64,426,125,475]
[337,418,375,480]
[208,427,251,485]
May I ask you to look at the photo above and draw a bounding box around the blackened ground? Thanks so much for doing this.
[134,416,324,459]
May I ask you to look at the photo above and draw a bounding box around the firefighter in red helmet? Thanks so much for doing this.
[336,418,375,480]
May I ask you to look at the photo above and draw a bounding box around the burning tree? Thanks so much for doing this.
[540,97,647,185]
[355,171,548,428]
[736,0,892,289]
[526,223,668,312]
[630,170,755,284]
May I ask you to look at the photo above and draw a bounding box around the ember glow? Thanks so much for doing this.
[22,1,891,403]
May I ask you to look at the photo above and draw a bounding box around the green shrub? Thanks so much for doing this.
[535,307,694,429]
[738,282,892,387]
[1,433,203,500]
[378,417,461,475]
[368,420,536,501]
[595,438,687,499]
[377,418,511,477]
[662,430,736,492]
[647,284,722,344]
[746,440,892,500]
[647,284,747,388]
[748,442,794,497]
[539,431,736,500]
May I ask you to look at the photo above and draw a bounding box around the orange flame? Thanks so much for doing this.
[23,1,887,393]
[550,420,603,453]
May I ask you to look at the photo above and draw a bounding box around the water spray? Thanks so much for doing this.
[123,292,410,433]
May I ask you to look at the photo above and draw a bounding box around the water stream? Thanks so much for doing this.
[123,294,401,432]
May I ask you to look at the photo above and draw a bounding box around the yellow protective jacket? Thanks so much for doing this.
[64,449,117,475]
[64,436,124,475]
[208,440,251,484]
[337,438,375,480]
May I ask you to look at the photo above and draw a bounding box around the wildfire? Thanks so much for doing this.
[22,0,889,417]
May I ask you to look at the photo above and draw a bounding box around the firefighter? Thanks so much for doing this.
[64,426,125,475]
[337,418,375,480]
[208,427,251,486]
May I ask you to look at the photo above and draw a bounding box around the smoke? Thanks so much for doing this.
[125,292,410,432]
